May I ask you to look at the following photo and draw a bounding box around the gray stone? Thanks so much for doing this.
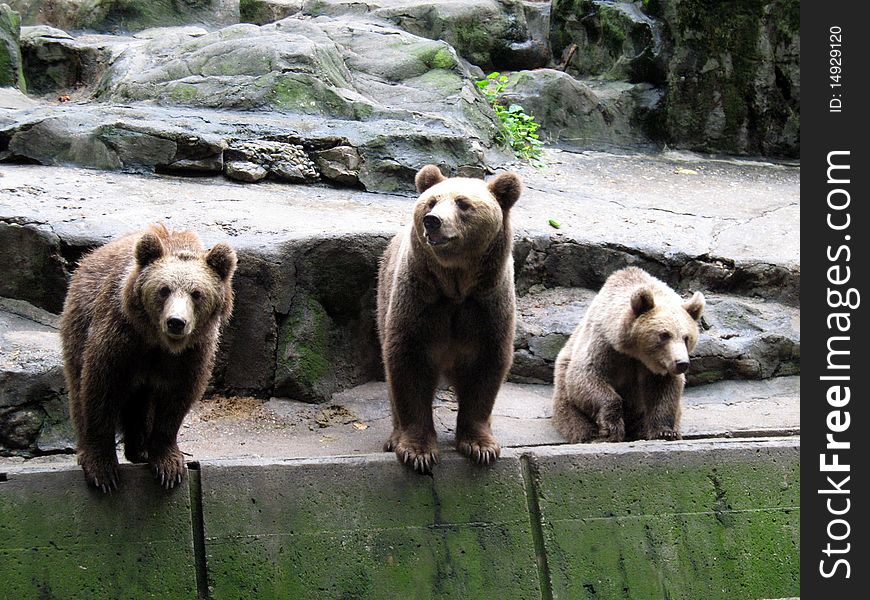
[5,0,240,32]
[550,0,666,83]
[314,145,361,186]
[1,3,25,91]
[0,222,69,315]
[503,68,664,149]
[19,26,133,96]
[241,0,303,25]
[0,300,73,456]
[655,0,800,157]
[224,160,268,182]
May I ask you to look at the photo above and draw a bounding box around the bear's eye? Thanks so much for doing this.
[659,331,672,342]
[191,290,203,302]
[455,197,470,211]
[159,286,171,299]
[427,199,437,210]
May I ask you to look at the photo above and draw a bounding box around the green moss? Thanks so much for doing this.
[280,295,330,387]
[597,4,628,52]
[452,21,491,65]
[271,75,357,118]
[535,447,800,599]
[170,82,198,102]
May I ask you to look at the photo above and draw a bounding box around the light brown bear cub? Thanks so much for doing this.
[552,267,705,443]
[60,224,236,492]
[377,165,522,474]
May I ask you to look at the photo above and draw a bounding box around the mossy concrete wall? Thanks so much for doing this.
[0,438,799,599]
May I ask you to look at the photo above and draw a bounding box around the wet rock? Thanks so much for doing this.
[5,0,240,32]
[19,26,133,95]
[225,160,268,182]
[0,222,69,315]
[0,299,73,457]
[1,3,25,91]
[503,68,664,149]
[314,145,361,186]
[550,0,666,83]
[656,0,800,157]
[241,0,303,25]
[225,140,319,182]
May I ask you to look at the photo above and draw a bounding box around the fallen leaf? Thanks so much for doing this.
[352,422,369,430]
[548,218,561,229]
[674,167,700,175]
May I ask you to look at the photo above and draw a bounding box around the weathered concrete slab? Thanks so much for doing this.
[199,453,541,598]
[0,464,198,599]
[527,438,800,600]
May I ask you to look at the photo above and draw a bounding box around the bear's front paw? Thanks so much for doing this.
[149,448,186,489]
[649,428,681,441]
[456,432,501,466]
[383,429,401,453]
[79,453,120,493]
[597,418,626,443]
[393,434,439,475]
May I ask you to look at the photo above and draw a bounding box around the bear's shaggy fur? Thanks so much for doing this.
[552,267,705,443]
[60,224,236,491]
[377,165,522,473]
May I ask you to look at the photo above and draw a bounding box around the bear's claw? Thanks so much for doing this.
[392,437,439,474]
[457,436,501,466]
[80,454,120,494]
[149,450,186,490]
[651,429,681,441]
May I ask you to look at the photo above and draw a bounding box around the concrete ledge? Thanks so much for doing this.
[0,438,799,599]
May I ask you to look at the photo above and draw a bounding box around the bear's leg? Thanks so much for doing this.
[147,364,207,489]
[576,372,626,443]
[77,369,123,493]
[639,373,684,441]
[552,390,598,443]
[121,388,151,463]
[384,345,440,474]
[453,359,507,465]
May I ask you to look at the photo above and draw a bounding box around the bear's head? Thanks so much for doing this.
[412,165,522,267]
[130,226,237,354]
[628,288,705,376]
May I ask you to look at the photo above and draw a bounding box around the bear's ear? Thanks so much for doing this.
[488,171,522,210]
[206,243,237,281]
[630,287,655,316]
[683,291,705,321]
[415,164,446,193]
[135,233,164,268]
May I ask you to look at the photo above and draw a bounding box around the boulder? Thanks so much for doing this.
[1,3,26,91]
[4,0,240,32]
[550,0,666,83]
[0,222,70,315]
[503,68,664,148]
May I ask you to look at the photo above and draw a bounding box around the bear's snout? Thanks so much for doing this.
[166,317,187,335]
[674,359,690,374]
[423,214,442,232]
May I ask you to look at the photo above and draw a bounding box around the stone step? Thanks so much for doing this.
[0,152,799,401]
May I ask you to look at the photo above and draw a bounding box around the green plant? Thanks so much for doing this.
[476,72,544,163]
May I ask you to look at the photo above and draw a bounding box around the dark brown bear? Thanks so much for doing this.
[60,224,236,492]
[552,267,705,443]
[377,164,522,474]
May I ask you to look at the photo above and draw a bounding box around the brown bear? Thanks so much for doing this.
[552,267,705,443]
[60,224,237,492]
[376,165,522,474]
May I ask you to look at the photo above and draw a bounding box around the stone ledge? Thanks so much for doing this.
[0,437,800,599]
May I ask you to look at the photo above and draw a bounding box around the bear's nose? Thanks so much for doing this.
[423,214,442,232]
[674,359,690,374]
[166,317,187,334]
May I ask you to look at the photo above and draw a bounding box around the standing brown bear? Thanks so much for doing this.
[60,224,237,492]
[552,267,705,443]
[377,165,522,474]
